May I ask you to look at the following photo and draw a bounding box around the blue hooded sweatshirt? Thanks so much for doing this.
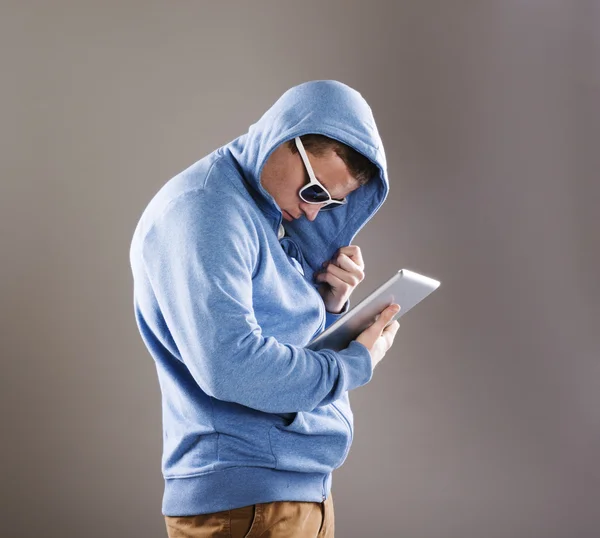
[129,80,389,516]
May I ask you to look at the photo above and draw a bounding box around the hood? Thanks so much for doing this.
[226,80,389,275]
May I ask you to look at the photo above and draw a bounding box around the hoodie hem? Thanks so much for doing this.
[162,466,331,516]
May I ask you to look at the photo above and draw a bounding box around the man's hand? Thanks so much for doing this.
[314,245,365,313]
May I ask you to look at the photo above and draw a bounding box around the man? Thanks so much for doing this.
[129,80,401,537]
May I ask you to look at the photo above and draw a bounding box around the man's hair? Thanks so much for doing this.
[286,134,378,186]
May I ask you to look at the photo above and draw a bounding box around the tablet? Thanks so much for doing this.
[306,268,440,352]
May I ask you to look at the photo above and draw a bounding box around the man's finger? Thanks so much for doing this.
[374,304,400,329]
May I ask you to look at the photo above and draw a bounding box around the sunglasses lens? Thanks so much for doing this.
[301,185,330,203]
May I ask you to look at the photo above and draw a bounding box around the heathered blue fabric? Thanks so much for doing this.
[129,80,389,516]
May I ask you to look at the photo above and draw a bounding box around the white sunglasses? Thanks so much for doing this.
[294,136,348,211]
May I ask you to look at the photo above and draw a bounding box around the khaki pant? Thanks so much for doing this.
[165,492,334,538]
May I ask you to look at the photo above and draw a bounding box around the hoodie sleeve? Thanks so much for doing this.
[324,298,351,330]
[141,191,373,414]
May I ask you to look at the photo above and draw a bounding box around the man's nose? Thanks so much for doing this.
[300,202,323,222]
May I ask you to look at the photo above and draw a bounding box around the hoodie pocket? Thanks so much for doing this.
[212,400,277,469]
[268,402,352,474]
[163,431,220,478]
[331,397,354,444]
[332,398,354,466]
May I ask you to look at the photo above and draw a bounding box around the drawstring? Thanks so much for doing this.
[277,223,285,240]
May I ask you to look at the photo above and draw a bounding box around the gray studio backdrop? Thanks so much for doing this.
[1,2,598,537]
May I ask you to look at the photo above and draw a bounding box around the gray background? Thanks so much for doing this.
[1,1,598,537]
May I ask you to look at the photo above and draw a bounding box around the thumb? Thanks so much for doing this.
[373,304,401,330]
